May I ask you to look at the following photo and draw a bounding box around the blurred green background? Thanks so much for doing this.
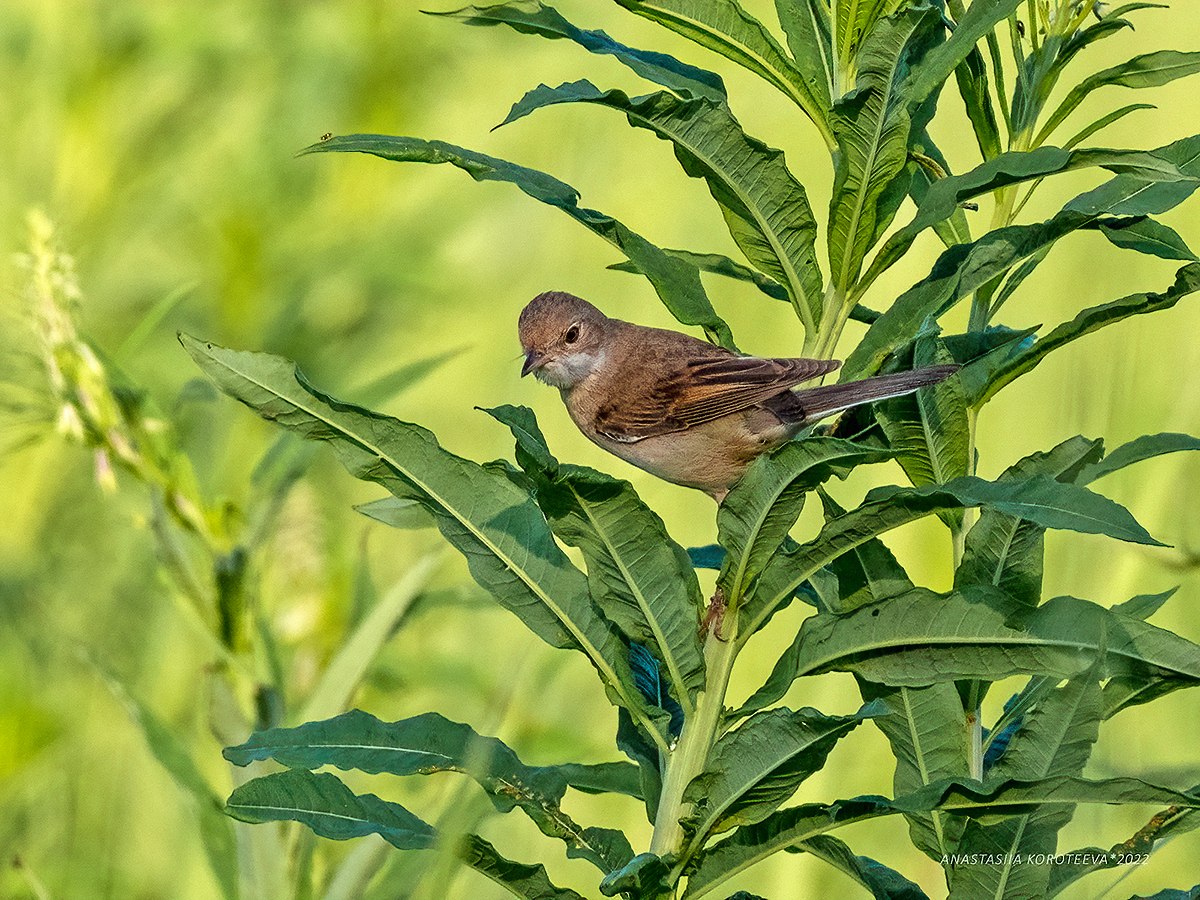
[2,1,1200,897]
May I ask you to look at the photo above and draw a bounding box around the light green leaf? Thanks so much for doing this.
[354,496,435,529]
[716,437,892,603]
[774,0,834,110]
[182,336,669,751]
[485,404,706,708]
[224,709,634,873]
[683,704,880,840]
[976,263,1200,403]
[501,81,824,333]
[1037,50,1200,146]
[301,134,733,347]
[614,0,834,145]
[429,0,726,100]
[1078,432,1200,485]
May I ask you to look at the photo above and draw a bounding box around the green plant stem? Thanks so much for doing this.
[649,617,739,863]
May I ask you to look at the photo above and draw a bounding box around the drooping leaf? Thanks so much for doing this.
[789,834,928,899]
[300,134,734,346]
[1037,50,1200,146]
[484,404,706,708]
[599,853,671,897]
[955,436,1105,606]
[818,489,914,615]
[742,473,1163,637]
[1094,216,1197,261]
[683,704,882,841]
[1078,432,1200,485]
[716,437,892,603]
[952,43,1003,160]
[613,0,835,145]
[500,81,825,334]
[224,709,634,873]
[975,262,1200,403]
[828,4,940,293]
[461,834,590,900]
[629,642,687,738]
[182,337,669,750]
[781,590,1200,686]
[429,0,726,100]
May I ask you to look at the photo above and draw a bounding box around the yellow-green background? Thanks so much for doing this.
[2,1,1199,897]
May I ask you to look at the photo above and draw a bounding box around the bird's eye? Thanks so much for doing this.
[565,324,580,344]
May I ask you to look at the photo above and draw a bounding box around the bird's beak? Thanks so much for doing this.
[521,349,543,378]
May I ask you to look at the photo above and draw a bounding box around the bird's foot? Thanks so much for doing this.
[700,588,729,642]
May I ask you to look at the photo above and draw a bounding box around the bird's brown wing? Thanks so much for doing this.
[595,355,841,441]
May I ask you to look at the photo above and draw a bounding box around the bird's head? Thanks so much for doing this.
[517,291,611,389]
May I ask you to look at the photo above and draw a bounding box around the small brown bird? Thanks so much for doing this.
[518,291,957,502]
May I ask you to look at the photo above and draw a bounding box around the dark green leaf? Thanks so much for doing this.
[1079,432,1200,485]
[716,437,892,603]
[1113,588,1178,622]
[182,337,669,751]
[1095,216,1197,261]
[224,709,634,872]
[485,404,706,707]
[790,834,928,899]
[819,490,914,614]
[785,591,1200,686]
[300,134,733,346]
[976,263,1200,403]
[429,0,726,100]
[501,81,824,334]
[613,0,835,145]
[1038,50,1200,145]
[743,473,1163,637]
[599,853,671,897]
[956,436,1105,606]
[461,834,589,900]
[683,704,881,840]
[552,762,645,799]
[1062,103,1156,151]
[774,0,833,112]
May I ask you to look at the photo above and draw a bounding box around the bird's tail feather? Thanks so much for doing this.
[785,365,959,423]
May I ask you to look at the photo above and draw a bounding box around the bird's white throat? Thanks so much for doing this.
[535,349,605,389]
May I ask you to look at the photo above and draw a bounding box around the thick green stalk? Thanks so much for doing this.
[649,616,739,862]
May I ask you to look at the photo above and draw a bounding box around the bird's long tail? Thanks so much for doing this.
[784,365,959,423]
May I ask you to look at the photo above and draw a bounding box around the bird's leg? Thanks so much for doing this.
[699,587,728,641]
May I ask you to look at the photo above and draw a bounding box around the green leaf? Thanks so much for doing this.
[226,769,436,849]
[552,762,645,799]
[485,404,706,708]
[875,335,970,498]
[857,681,967,860]
[1095,216,1198,261]
[683,704,880,840]
[429,0,727,100]
[783,591,1200,686]
[300,134,733,347]
[682,776,1200,900]
[716,437,892,603]
[774,0,834,111]
[955,436,1105,606]
[1113,587,1177,622]
[224,709,634,873]
[902,0,1025,109]
[500,81,824,334]
[1061,103,1155,151]
[613,0,835,146]
[789,834,927,899]
[1037,50,1200,146]
[976,263,1200,403]
[300,555,440,722]
[952,44,1003,160]
[1078,432,1200,485]
[742,473,1164,637]
[227,771,585,900]
[599,853,671,897]
[828,4,939,292]
[949,666,1104,898]
[182,336,669,751]
[461,834,589,900]
[844,135,1200,380]
[860,146,1186,293]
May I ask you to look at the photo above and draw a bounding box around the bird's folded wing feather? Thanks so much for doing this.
[595,355,841,440]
